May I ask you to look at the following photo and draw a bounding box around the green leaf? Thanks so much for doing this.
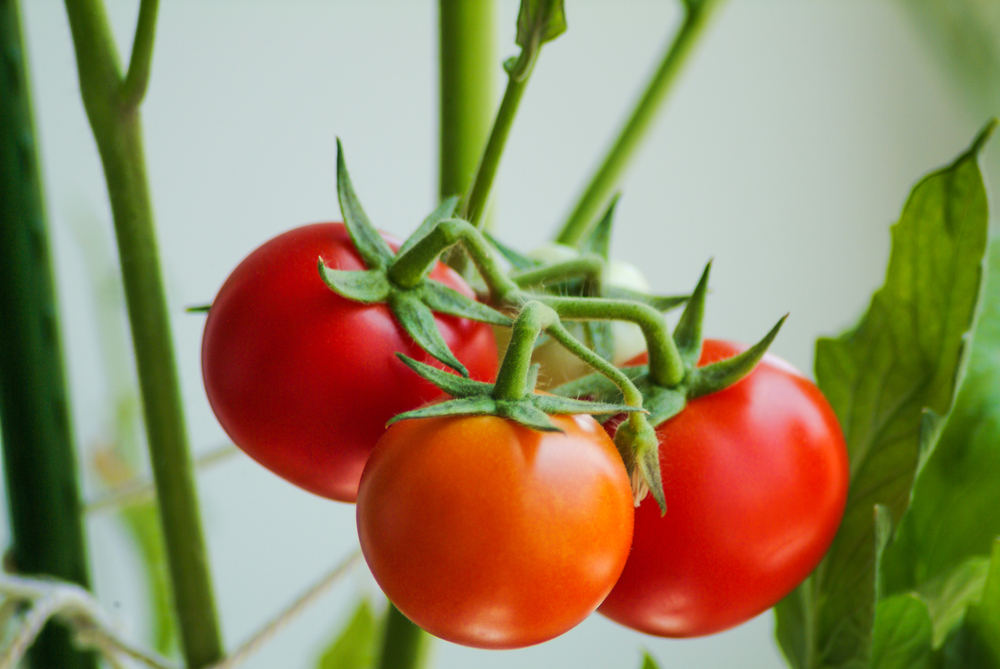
[316,598,381,669]
[918,556,990,648]
[336,139,395,269]
[579,194,618,260]
[899,0,1000,117]
[641,650,662,669]
[318,266,391,303]
[390,292,469,377]
[515,0,567,50]
[418,280,511,326]
[943,538,1000,667]
[881,238,1000,597]
[871,594,935,669]
[121,502,178,655]
[397,196,459,260]
[775,124,992,669]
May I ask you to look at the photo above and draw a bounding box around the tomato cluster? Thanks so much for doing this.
[201,216,848,650]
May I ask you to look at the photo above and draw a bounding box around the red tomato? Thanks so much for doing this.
[599,340,848,637]
[201,223,497,502]
[356,412,634,649]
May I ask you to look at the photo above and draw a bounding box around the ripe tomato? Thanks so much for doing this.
[356,412,634,648]
[599,340,849,637]
[201,223,497,502]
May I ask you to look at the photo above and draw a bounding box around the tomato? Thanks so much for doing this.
[356,412,634,648]
[201,223,498,502]
[599,340,849,637]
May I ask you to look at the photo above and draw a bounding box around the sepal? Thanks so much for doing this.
[614,414,665,512]
[497,401,561,432]
[687,314,786,399]
[318,265,391,303]
[603,285,688,312]
[579,194,618,259]
[672,261,711,367]
[390,293,470,377]
[388,397,498,426]
[418,281,512,326]
[533,394,643,416]
[485,232,539,270]
[336,139,395,269]
[397,196,460,260]
[395,354,493,397]
[392,352,640,433]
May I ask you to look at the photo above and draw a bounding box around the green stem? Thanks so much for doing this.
[388,219,520,300]
[439,0,496,201]
[377,605,430,669]
[0,2,97,667]
[510,255,604,289]
[554,0,721,246]
[62,1,224,667]
[538,295,684,387]
[493,302,557,400]
[459,65,533,227]
[546,322,644,408]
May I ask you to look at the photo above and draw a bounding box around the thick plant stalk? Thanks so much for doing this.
[61,1,225,667]
[439,0,496,201]
[373,2,496,668]
[0,2,97,667]
[555,0,721,246]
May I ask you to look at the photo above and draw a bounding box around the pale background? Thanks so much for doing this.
[6,1,996,668]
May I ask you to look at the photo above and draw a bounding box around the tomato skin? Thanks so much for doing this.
[599,340,849,637]
[201,223,497,502]
[356,412,634,649]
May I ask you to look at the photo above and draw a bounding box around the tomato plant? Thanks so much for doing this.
[356,411,634,649]
[201,222,498,502]
[599,339,849,638]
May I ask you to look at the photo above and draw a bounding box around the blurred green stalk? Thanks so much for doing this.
[62,0,224,666]
[0,1,97,668]
[555,0,722,247]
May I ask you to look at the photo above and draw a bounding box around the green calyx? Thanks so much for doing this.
[550,261,785,513]
[555,261,787,429]
[490,197,688,367]
[390,301,643,431]
[320,140,512,377]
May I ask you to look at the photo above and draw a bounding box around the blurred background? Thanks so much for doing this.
[6,0,1000,667]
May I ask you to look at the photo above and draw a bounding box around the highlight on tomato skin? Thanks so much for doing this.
[356,412,635,649]
[598,339,850,638]
[200,222,498,503]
